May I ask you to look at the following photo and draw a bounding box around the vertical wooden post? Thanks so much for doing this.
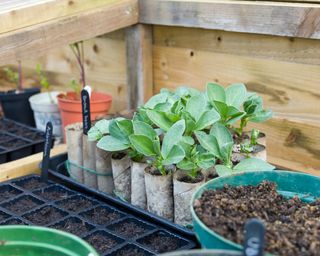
[125,24,153,109]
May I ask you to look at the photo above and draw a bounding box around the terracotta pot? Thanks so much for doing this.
[57,91,112,138]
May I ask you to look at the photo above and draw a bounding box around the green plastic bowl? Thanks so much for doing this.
[160,249,241,255]
[191,170,320,251]
[0,225,99,256]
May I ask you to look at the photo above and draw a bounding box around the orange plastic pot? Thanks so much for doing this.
[57,91,112,137]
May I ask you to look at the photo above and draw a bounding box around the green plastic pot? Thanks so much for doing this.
[191,170,320,252]
[0,225,98,256]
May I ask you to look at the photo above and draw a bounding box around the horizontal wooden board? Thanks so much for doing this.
[0,0,138,65]
[154,26,320,66]
[140,0,320,39]
[153,45,320,123]
[0,0,122,34]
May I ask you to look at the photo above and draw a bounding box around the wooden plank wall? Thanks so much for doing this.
[153,26,320,175]
[0,30,127,113]
[1,25,319,174]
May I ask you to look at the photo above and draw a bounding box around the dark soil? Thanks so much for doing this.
[22,132,43,141]
[178,172,204,183]
[112,245,151,256]
[138,232,182,253]
[194,181,320,256]
[1,218,24,225]
[0,139,28,149]
[112,152,127,160]
[145,165,174,176]
[0,133,13,143]
[81,206,123,225]
[0,211,10,221]
[0,185,22,201]
[85,232,119,254]
[3,196,43,214]
[15,178,48,190]
[24,206,66,225]
[34,187,73,201]
[57,196,96,212]
[109,219,148,238]
[51,217,93,236]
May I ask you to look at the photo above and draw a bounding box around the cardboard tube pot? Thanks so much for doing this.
[95,147,114,194]
[82,135,97,189]
[111,153,131,202]
[241,131,266,147]
[131,161,148,209]
[174,170,205,226]
[145,166,174,221]
[249,144,267,161]
[65,122,83,183]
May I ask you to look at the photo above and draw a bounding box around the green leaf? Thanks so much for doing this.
[146,110,175,131]
[206,82,226,103]
[109,120,129,143]
[220,142,233,165]
[181,136,195,145]
[197,153,215,169]
[117,119,133,137]
[234,158,275,172]
[97,136,129,152]
[144,93,168,109]
[162,145,185,165]
[225,83,247,108]
[94,119,111,135]
[133,121,157,140]
[87,126,102,142]
[195,131,221,159]
[186,94,207,121]
[177,159,197,171]
[195,109,220,131]
[153,139,161,156]
[161,119,185,159]
[249,110,273,123]
[210,123,233,147]
[212,101,228,119]
[215,165,233,177]
[226,107,245,124]
[129,135,156,156]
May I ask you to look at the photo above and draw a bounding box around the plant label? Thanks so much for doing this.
[243,219,265,256]
[41,122,53,182]
[81,89,91,135]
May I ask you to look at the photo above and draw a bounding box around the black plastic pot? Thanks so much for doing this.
[0,173,198,255]
[0,88,40,127]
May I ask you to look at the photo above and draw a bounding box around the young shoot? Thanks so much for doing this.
[4,61,23,92]
[36,64,54,103]
[129,120,186,176]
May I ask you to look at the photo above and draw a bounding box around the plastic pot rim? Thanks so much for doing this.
[190,170,320,252]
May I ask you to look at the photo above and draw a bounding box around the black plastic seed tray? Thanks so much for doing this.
[0,162,198,255]
[0,118,53,163]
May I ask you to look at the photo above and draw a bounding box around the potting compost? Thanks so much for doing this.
[194,181,320,256]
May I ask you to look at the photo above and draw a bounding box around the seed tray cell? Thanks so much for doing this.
[0,184,23,202]
[84,230,125,255]
[55,194,99,213]
[23,205,69,226]
[33,184,75,202]
[108,243,154,256]
[0,118,54,163]
[0,170,197,255]
[49,216,95,237]
[0,210,10,222]
[1,195,45,215]
[80,205,126,226]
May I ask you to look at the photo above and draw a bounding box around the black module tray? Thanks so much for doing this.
[0,157,198,255]
[0,118,53,163]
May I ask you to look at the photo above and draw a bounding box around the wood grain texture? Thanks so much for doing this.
[0,0,121,34]
[154,26,320,66]
[153,45,320,123]
[0,144,67,182]
[0,0,138,65]
[126,24,153,109]
[1,31,127,113]
[140,0,320,39]
[247,118,320,175]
